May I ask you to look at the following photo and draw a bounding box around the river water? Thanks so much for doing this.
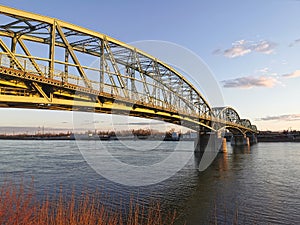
[0,140,299,224]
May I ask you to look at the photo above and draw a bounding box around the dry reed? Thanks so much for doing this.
[0,180,176,225]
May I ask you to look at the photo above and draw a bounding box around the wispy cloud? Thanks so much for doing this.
[212,48,223,55]
[114,122,165,126]
[256,67,269,74]
[213,40,277,58]
[253,40,276,54]
[222,75,279,89]
[256,114,300,121]
[282,70,300,78]
[289,38,300,47]
[223,68,300,89]
[223,40,251,58]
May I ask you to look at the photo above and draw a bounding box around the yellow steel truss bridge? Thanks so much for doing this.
[0,5,257,135]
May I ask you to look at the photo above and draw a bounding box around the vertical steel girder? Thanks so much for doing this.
[49,22,55,79]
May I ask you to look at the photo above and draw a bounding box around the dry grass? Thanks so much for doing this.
[0,180,176,225]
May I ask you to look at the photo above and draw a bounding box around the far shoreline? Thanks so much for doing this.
[0,131,300,142]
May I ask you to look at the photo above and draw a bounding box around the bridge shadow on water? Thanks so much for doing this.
[179,142,257,224]
[231,145,251,154]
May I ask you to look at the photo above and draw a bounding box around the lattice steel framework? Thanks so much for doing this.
[0,6,257,134]
[212,107,258,134]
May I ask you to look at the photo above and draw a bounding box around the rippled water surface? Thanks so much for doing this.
[0,140,299,224]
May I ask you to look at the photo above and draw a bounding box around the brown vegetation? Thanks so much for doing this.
[0,180,176,225]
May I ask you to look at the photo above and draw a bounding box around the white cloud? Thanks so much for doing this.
[252,40,276,54]
[222,69,300,89]
[216,39,276,58]
[282,70,300,79]
[222,75,279,89]
[235,39,247,45]
[223,45,251,58]
[256,67,269,73]
[221,67,300,89]
[257,114,300,121]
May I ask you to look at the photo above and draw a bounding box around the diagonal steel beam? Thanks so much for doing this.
[0,19,21,30]
[18,38,44,76]
[0,37,53,103]
[55,22,91,89]
[103,38,128,98]
[32,82,52,102]
[0,38,24,70]
[17,23,49,36]
[133,49,152,103]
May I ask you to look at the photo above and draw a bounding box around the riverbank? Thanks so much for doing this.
[1,131,300,142]
[0,180,177,225]
[257,131,300,142]
[0,133,182,141]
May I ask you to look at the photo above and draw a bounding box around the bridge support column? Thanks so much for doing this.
[194,133,209,153]
[247,133,258,145]
[194,132,226,153]
[231,135,250,146]
[220,138,227,153]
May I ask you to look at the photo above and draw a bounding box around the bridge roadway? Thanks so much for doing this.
[0,6,258,147]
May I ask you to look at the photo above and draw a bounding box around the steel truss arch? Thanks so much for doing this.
[0,5,211,117]
[0,6,258,134]
[212,106,241,124]
[251,125,258,133]
[212,107,257,134]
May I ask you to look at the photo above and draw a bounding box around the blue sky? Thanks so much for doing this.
[0,0,300,131]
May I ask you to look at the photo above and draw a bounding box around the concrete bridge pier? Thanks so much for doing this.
[230,135,250,146]
[194,132,226,153]
[220,137,227,153]
[247,133,258,145]
[194,133,210,153]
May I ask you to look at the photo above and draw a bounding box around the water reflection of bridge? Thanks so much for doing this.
[0,6,257,149]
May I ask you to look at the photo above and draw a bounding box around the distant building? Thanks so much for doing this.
[171,132,179,140]
[182,132,197,140]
